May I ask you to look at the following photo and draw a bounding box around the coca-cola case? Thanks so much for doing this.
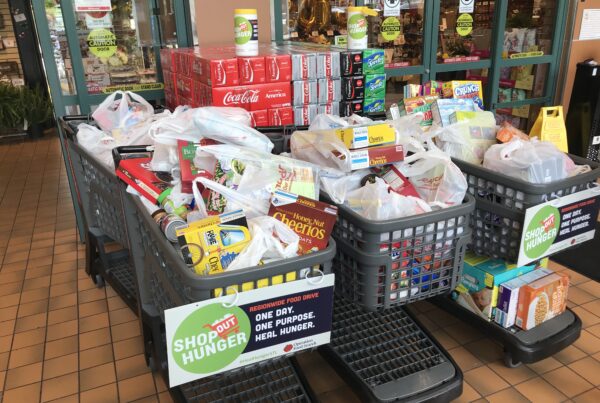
[342,76,365,100]
[292,80,318,106]
[291,53,317,80]
[238,56,266,85]
[160,48,177,73]
[175,49,194,78]
[269,107,294,126]
[212,82,292,111]
[163,72,176,94]
[318,78,342,103]
[192,53,240,87]
[340,100,364,117]
[318,102,340,116]
[176,76,194,100]
[316,51,341,78]
[250,110,269,127]
[341,51,363,76]
[265,54,292,83]
[294,105,318,126]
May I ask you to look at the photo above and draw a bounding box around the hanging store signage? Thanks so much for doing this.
[456,13,473,36]
[74,0,111,12]
[384,0,401,17]
[87,28,117,58]
[517,188,600,266]
[381,17,401,41]
[459,0,475,14]
[101,83,164,94]
[165,274,335,387]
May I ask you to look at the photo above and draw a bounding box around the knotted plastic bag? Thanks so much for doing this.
[76,123,117,168]
[92,91,154,133]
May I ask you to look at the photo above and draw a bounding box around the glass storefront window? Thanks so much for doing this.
[386,74,421,107]
[438,0,496,63]
[366,1,425,68]
[74,0,161,95]
[285,0,355,46]
[497,63,548,102]
[497,103,542,132]
[435,68,490,103]
[45,1,77,96]
[503,0,556,59]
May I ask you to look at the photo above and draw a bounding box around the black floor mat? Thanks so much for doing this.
[551,222,600,281]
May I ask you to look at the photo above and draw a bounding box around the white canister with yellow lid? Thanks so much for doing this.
[234,9,259,57]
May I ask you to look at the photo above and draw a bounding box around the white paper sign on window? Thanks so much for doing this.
[459,0,475,14]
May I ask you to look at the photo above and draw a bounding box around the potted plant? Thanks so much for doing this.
[21,85,53,138]
[0,83,25,132]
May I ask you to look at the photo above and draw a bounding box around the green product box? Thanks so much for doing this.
[363,98,386,114]
[452,252,537,321]
[362,49,385,74]
[365,74,386,99]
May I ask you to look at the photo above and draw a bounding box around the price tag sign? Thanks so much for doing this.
[165,274,335,387]
[74,0,111,12]
[517,188,600,266]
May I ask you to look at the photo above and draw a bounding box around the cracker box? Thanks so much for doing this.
[176,210,251,276]
[494,268,553,328]
[334,123,395,149]
[343,144,404,170]
[269,190,338,255]
[515,272,569,330]
[177,140,215,193]
[453,252,536,320]
[431,99,477,126]
[442,80,484,109]
[401,95,438,126]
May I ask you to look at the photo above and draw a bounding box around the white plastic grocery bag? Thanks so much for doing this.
[92,91,154,133]
[483,138,572,184]
[346,178,432,220]
[398,149,468,208]
[76,123,117,168]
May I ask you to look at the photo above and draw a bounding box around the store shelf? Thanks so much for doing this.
[320,297,463,402]
[431,296,581,367]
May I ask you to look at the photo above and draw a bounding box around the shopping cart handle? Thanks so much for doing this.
[112,145,153,167]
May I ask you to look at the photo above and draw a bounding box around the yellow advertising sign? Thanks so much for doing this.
[87,28,117,58]
[101,83,164,94]
[456,14,473,36]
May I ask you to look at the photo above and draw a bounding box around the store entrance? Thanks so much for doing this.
[32,0,194,116]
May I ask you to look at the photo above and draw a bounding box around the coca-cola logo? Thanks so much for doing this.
[325,55,331,76]
[222,89,259,105]
[303,82,309,100]
[241,59,253,81]
[354,55,360,62]
[301,57,308,79]
[357,79,363,86]
[269,58,279,80]
[215,61,226,85]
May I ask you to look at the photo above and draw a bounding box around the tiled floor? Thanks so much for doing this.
[0,135,599,402]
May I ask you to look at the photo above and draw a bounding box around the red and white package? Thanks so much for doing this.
[212,82,292,111]
[250,110,269,127]
[269,107,294,126]
[265,54,292,83]
[376,166,420,198]
[192,53,240,87]
[238,56,266,85]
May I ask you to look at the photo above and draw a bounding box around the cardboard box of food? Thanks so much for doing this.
[515,272,569,330]
[345,144,404,170]
[334,123,396,149]
[453,252,537,320]
[442,80,484,108]
[431,99,477,126]
[494,268,553,328]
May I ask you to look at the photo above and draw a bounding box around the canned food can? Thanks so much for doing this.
[294,105,318,126]
[292,80,318,106]
[291,53,317,80]
[159,214,187,243]
[318,78,342,103]
[316,51,341,78]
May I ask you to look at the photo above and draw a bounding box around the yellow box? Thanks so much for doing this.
[334,123,396,150]
[442,81,484,108]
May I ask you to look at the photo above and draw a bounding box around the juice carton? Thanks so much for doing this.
[516,272,569,330]
[269,190,338,254]
[176,210,251,276]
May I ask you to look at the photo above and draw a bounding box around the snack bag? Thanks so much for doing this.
[496,122,530,143]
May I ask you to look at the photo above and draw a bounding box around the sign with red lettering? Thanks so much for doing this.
[74,0,111,12]
[165,274,334,386]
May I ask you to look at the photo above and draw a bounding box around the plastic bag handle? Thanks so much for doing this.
[112,145,153,168]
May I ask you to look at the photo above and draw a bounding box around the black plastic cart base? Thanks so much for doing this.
[431,296,582,367]
[320,297,463,402]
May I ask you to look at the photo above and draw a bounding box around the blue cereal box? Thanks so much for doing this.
[363,98,385,114]
[362,49,385,74]
[365,74,386,99]
[431,98,476,126]
[442,80,484,109]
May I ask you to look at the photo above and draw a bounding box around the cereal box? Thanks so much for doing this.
[431,99,477,126]
[176,210,251,276]
[401,95,438,126]
[269,190,338,255]
[515,272,569,330]
[442,80,484,109]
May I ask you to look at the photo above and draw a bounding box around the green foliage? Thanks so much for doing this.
[21,85,53,125]
[0,83,24,129]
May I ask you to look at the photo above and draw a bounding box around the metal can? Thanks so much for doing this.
[318,102,340,116]
[294,105,318,126]
[318,78,342,103]
[316,51,341,78]
[291,53,317,80]
[292,80,318,106]
[159,213,187,243]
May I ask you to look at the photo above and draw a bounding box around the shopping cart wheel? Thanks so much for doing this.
[503,351,522,368]
[94,274,105,288]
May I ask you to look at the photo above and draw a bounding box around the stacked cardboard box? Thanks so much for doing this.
[340,49,386,117]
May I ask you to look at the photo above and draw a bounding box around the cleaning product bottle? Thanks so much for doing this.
[234,9,259,56]
[346,6,378,50]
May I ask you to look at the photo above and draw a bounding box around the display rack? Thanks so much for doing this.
[320,297,463,402]
[432,296,581,367]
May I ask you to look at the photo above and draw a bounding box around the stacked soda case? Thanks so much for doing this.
[340,48,387,117]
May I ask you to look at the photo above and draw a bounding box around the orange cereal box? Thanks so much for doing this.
[515,272,569,330]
